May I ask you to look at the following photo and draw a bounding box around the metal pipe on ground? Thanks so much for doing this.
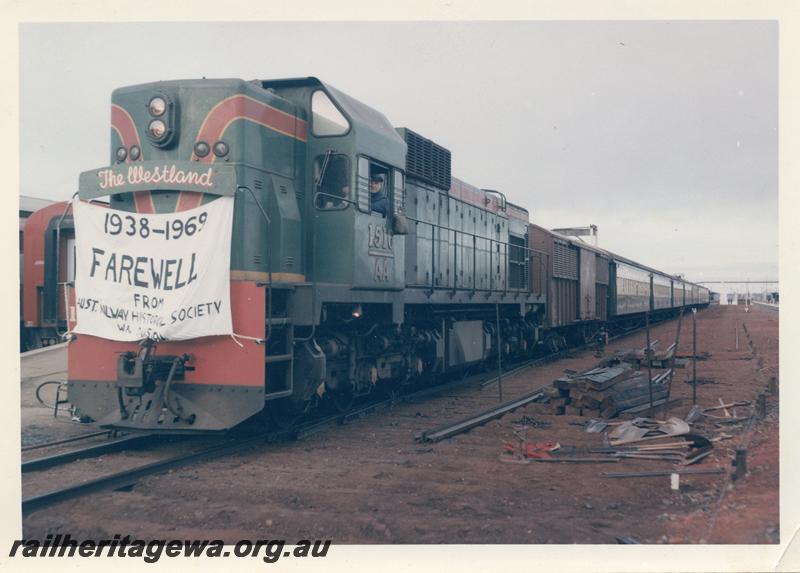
[416,388,545,443]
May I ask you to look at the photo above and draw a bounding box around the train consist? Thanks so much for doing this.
[21,77,710,432]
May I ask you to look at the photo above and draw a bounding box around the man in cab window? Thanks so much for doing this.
[370,175,388,216]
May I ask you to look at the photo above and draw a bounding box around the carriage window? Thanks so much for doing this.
[311,91,350,136]
[314,154,350,210]
[66,238,76,282]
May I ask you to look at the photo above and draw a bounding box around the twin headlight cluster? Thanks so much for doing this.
[193,140,229,159]
[115,93,230,163]
[115,144,140,163]
[144,94,176,149]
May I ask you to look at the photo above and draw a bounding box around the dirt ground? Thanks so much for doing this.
[21,304,779,544]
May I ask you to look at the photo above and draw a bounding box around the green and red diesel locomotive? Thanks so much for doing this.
[21,77,710,432]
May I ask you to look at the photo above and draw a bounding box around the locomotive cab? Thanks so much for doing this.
[262,78,408,294]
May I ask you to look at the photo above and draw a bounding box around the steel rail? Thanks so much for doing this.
[21,431,113,453]
[22,433,156,473]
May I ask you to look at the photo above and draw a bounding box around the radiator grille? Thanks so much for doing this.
[397,127,451,190]
[508,234,528,290]
[596,255,610,284]
[553,241,578,280]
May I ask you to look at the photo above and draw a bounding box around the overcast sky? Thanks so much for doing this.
[19,21,777,290]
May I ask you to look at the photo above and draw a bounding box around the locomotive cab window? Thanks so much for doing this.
[392,169,405,215]
[311,91,350,137]
[314,154,351,210]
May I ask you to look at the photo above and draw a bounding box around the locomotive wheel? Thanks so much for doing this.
[266,399,303,432]
[330,388,355,414]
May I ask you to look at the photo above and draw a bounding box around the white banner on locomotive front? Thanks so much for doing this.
[72,197,234,341]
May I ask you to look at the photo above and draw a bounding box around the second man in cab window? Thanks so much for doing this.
[370,175,388,216]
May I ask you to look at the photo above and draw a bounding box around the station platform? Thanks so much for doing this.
[19,343,87,447]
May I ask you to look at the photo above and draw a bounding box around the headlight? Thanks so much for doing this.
[148,96,167,117]
[115,146,128,162]
[148,120,167,139]
[194,141,210,158]
[213,140,229,157]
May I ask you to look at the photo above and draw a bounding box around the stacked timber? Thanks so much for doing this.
[544,363,672,418]
[622,341,678,368]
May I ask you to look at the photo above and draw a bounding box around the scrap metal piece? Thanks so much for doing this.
[584,419,608,433]
[602,468,725,478]
[609,417,690,445]
[608,423,650,445]
[614,452,686,461]
[532,457,620,463]
[685,404,704,424]
[660,417,691,436]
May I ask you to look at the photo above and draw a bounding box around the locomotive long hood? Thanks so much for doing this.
[78,160,237,201]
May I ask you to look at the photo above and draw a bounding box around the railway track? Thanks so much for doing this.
[22,434,158,473]
[20,361,518,516]
[22,436,262,515]
[21,425,310,516]
[21,313,680,516]
[21,431,114,453]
